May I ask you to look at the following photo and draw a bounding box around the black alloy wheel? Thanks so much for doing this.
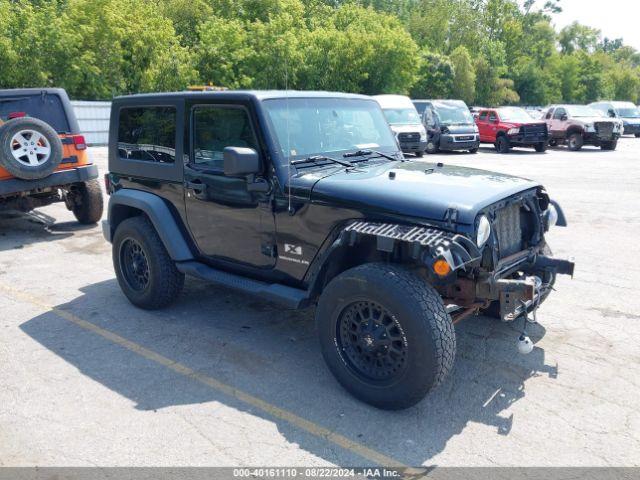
[336,300,408,383]
[120,238,150,292]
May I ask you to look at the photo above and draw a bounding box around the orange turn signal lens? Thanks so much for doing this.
[433,259,451,277]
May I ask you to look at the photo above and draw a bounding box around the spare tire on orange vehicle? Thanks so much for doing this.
[0,117,63,180]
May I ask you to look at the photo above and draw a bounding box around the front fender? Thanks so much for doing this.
[550,200,568,227]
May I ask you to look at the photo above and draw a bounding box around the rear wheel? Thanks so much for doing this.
[495,136,510,153]
[567,132,583,151]
[316,263,455,410]
[535,142,547,153]
[70,179,104,224]
[113,216,184,310]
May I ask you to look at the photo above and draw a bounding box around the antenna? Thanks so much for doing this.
[285,54,292,214]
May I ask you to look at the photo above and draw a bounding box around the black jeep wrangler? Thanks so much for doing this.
[103,91,574,410]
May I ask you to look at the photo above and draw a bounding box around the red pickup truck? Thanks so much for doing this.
[476,107,549,153]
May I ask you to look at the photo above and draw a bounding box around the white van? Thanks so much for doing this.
[373,95,427,156]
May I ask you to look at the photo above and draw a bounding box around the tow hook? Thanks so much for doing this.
[516,276,543,355]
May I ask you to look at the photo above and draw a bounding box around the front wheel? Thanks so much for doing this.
[495,136,510,153]
[535,142,547,153]
[635,133,640,138]
[601,139,617,151]
[113,216,185,310]
[425,140,439,154]
[468,148,478,154]
[414,151,424,158]
[567,133,583,151]
[316,263,455,410]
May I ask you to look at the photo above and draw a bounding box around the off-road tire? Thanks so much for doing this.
[535,142,547,153]
[113,216,184,310]
[495,135,510,153]
[415,151,424,158]
[316,263,455,410]
[71,179,104,224]
[425,140,439,154]
[469,148,479,154]
[635,133,640,138]
[601,140,618,151]
[548,138,558,147]
[567,132,583,151]
[482,244,556,319]
[0,117,63,180]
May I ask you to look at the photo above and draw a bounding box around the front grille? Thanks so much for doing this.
[595,122,614,138]
[495,203,523,258]
[521,124,547,138]
[398,132,420,142]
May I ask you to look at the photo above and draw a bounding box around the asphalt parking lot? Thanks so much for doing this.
[1,139,639,468]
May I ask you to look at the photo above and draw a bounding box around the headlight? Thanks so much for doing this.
[507,127,520,135]
[419,126,427,141]
[544,204,558,230]
[476,215,491,248]
[473,125,479,134]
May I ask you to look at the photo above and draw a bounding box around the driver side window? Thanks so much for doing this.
[192,106,258,170]
[553,108,566,120]
[425,108,436,128]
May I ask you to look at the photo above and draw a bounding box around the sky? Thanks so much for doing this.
[547,0,640,50]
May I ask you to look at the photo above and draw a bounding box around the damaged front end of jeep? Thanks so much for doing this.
[341,187,575,333]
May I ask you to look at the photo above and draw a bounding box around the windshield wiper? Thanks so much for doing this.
[342,149,401,162]
[291,155,354,168]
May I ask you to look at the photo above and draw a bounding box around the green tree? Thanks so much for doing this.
[409,50,454,99]
[450,46,475,104]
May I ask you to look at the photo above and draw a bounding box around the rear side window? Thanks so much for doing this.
[118,107,176,163]
[488,112,497,122]
[0,93,70,133]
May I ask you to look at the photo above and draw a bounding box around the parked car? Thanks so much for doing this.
[0,88,103,223]
[372,95,427,156]
[412,99,480,154]
[589,101,640,137]
[102,90,574,410]
[476,107,549,153]
[542,104,621,151]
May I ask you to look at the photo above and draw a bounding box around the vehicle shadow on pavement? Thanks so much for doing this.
[20,278,557,466]
[0,211,92,251]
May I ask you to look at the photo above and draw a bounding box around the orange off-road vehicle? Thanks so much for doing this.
[0,88,102,223]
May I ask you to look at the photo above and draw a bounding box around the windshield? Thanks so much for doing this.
[432,101,474,125]
[263,98,398,163]
[618,107,640,118]
[382,107,421,125]
[566,106,600,118]
[498,107,535,123]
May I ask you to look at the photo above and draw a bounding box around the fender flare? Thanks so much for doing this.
[106,189,194,261]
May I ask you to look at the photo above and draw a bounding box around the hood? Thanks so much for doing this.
[621,117,640,124]
[501,121,546,128]
[389,124,424,134]
[574,116,617,124]
[309,160,540,226]
[441,123,476,134]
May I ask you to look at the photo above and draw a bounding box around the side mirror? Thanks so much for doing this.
[608,109,616,118]
[223,147,261,176]
[560,114,568,121]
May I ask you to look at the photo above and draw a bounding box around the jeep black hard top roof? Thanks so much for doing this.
[114,90,373,102]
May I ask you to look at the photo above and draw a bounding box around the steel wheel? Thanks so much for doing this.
[120,238,150,292]
[10,130,51,166]
[336,300,408,383]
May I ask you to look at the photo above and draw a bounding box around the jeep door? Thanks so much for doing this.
[183,102,276,268]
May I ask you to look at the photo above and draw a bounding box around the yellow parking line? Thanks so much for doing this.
[0,283,405,468]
